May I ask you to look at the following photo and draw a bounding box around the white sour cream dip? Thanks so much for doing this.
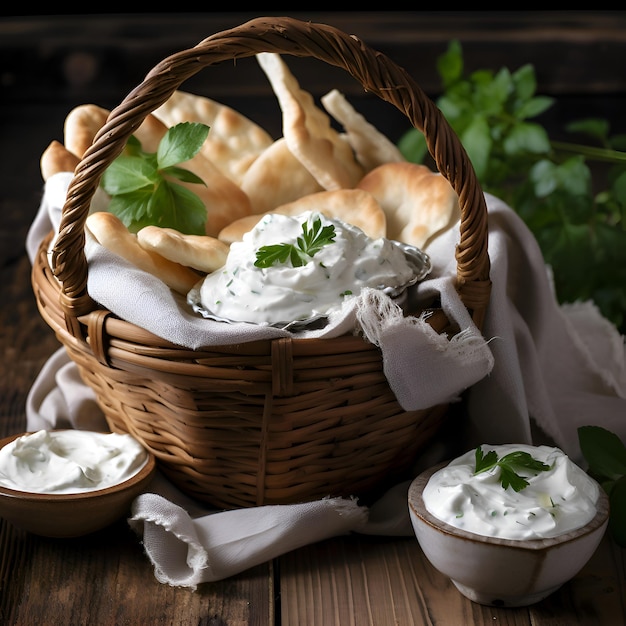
[198,211,417,324]
[422,444,600,540]
[0,430,149,494]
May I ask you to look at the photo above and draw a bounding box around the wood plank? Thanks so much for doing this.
[279,535,513,625]
[530,533,626,625]
[279,533,626,625]
[0,519,273,625]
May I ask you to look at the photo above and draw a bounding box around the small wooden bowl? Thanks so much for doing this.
[0,432,156,538]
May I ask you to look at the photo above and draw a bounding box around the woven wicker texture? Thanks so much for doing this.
[32,17,491,508]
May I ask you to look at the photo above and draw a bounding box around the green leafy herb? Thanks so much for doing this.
[254,216,336,268]
[101,121,210,235]
[474,446,551,492]
[578,425,626,547]
[398,40,626,334]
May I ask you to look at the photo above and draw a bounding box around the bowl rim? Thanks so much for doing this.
[408,460,610,550]
[0,430,156,501]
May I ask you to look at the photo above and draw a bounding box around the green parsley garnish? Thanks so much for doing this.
[474,446,551,492]
[100,121,210,235]
[254,216,336,268]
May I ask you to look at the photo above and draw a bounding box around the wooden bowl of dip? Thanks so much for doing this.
[0,430,156,538]
[408,444,610,607]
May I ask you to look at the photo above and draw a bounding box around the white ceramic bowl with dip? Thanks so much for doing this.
[408,444,610,607]
[0,430,156,538]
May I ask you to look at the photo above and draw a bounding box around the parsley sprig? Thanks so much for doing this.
[254,216,336,268]
[474,446,551,492]
[101,121,210,235]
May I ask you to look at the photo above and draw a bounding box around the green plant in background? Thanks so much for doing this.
[578,426,626,547]
[398,40,626,334]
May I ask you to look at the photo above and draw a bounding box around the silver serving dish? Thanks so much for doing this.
[187,241,431,333]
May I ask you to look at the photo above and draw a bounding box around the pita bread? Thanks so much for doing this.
[65,106,252,238]
[63,104,167,158]
[356,162,460,249]
[40,140,80,181]
[132,114,167,153]
[256,52,364,191]
[63,104,110,158]
[179,153,252,238]
[131,113,253,237]
[321,89,405,172]
[85,212,200,295]
[219,188,386,244]
[137,226,229,274]
[152,90,273,185]
[240,137,323,215]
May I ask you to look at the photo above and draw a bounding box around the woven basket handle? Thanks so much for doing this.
[52,16,491,333]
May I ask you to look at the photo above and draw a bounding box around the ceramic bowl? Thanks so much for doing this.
[408,461,610,607]
[0,432,156,538]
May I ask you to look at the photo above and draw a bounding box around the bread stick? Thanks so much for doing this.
[137,226,229,274]
[85,212,201,295]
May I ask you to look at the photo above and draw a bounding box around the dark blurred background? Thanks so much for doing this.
[2,11,626,258]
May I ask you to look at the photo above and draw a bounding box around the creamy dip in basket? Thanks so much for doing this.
[422,444,600,540]
[197,211,419,325]
[0,430,149,494]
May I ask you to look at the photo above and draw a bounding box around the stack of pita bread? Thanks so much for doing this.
[40,53,461,297]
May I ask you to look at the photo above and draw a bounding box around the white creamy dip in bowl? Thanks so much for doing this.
[0,430,156,538]
[189,211,430,331]
[408,444,610,607]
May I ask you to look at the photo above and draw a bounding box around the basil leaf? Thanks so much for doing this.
[157,122,210,169]
[101,156,157,195]
[108,189,155,229]
[162,165,206,186]
[101,122,210,234]
[143,181,205,235]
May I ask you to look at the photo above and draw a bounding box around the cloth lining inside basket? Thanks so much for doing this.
[27,172,495,412]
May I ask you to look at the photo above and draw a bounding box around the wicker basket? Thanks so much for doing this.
[31,17,491,509]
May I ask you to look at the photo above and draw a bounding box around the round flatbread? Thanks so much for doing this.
[240,137,323,215]
[40,140,80,181]
[63,103,110,159]
[219,188,386,244]
[356,162,460,249]
[153,89,273,185]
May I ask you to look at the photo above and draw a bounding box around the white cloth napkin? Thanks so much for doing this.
[25,173,626,589]
[464,205,626,457]
[128,487,368,588]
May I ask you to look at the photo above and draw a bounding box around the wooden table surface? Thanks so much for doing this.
[1,12,625,625]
